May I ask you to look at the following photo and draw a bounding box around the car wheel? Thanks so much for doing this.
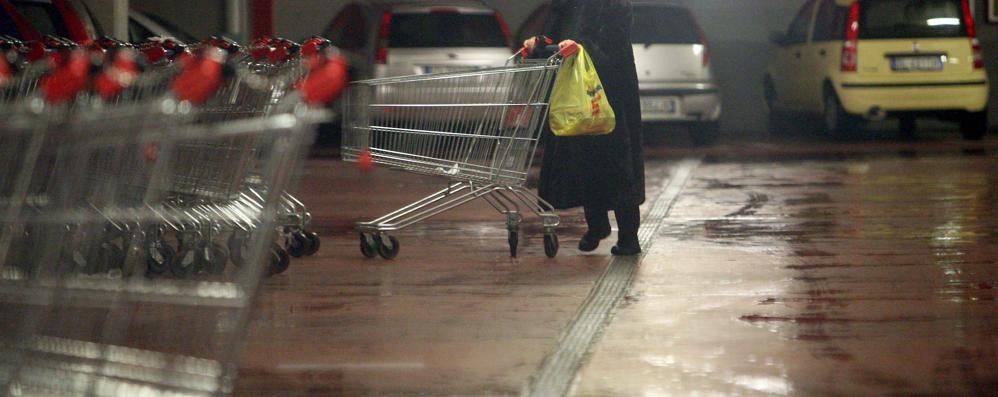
[690,121,720,147]
[763,77,791,136]
[898,115,917,141]
[822,89,861,140]
[959,111,987,141]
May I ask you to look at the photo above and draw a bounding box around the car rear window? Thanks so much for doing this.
[389,12,507,48]
[632,6,699,45]
[13,2,69,38]
[859,0,967,39]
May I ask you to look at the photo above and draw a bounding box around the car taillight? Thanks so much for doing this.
[494,11,514,51]
[376,11,392,64]
[693,16,709,67]
[841,1,860,72]
[961,0,983,69]
[52,0,92,46]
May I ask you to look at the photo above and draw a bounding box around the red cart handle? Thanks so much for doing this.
[94,48,141,100]
[171,46,227,104]
[0,55,11,87]
[39,49,89,104]
[300,52,348,106]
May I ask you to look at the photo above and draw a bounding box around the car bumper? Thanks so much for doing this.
[638,85,721,123]
[837,79,989,115]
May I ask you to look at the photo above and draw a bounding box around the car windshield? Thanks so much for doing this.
[632,6,699,45]
[860,0,967,39]
[389,12,506,48]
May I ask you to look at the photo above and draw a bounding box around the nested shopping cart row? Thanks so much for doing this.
[0,35,347,396]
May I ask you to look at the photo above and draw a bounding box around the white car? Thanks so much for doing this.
[323,0,515,80]
[519,1,723,145]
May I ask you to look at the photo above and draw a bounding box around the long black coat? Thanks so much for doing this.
[537,0,645,210]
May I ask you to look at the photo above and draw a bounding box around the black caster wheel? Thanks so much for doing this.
[269,244,290,275]
[93,241,123,276]
[205,242,229,275]
[287,232,310,258]
[544,233,559,258]
[507,230,519,258]
[228,232,251,268]
[376,235,400,260]
[359,233,377,258]
[146,239,174,275]
[171,242,202,278]
[303,231,320,256]
[59,244,85,276]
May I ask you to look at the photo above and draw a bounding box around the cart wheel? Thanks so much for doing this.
[269,244,291,275]
[95,241,123,276]
[205,242,229,275]
[60,244,85,275]
[376,235,400,260]
[5,237,33,275]
[146,239,174,275]
[303,231,320,256]
[228,232,251,267]
[359,233,377,258]
[287,232,309,258]
[508,230,519,258]
[544,233,559,258]
[171,243,202,278]
[120,235,145,278]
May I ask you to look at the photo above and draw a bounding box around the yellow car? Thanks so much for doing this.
[765,0,989,139]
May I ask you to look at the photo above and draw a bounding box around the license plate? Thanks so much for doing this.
[640,96,681,116]
[890,56,944,72]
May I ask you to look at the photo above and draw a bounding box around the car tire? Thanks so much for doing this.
[763,77,792,137]
[690,121,720,147]
[898,115,917,141]
[959,111,987,141]
[822,89,862,140]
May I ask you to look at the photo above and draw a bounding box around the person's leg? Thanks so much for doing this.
[579,205,611,252]
[611,205,641,255]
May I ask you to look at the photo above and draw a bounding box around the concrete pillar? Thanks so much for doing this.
[84,0,129,40]
[225,0,248,42]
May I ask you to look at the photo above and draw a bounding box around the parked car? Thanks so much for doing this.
[128,9,195,44]
[2,0,194,47]
[1,0,98,44]
[322,0,514,81]
[518,1,722,145]
[765,0,989,140]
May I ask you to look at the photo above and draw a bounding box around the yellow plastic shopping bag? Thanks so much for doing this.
[548,44,615,136]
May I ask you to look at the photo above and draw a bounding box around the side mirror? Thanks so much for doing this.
[769,31,789,46]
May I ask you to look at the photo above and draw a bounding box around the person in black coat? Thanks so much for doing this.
[525,0,645,255]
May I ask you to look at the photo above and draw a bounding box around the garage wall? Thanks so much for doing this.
[128,0,998,134]
[976,0,998,130]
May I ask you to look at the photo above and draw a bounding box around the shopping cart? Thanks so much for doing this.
[342,46,573,258]
[0,42,339,396]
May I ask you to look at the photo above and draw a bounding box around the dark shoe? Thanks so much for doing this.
[578,229,611,252]
[610,241,641,256]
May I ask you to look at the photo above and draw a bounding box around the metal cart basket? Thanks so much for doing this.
[342,51,568,258]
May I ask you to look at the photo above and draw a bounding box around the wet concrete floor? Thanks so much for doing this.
[236,131,998,396]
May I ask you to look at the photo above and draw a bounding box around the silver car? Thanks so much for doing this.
[632,2,721,145]
[518,1,723,145]
[322,0,515,80]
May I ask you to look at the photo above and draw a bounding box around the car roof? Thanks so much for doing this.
[632,1,686,7]
[360,0,493,11]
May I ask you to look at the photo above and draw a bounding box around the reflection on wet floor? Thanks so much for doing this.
[235,138,997,396]
[573,155,997,396]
